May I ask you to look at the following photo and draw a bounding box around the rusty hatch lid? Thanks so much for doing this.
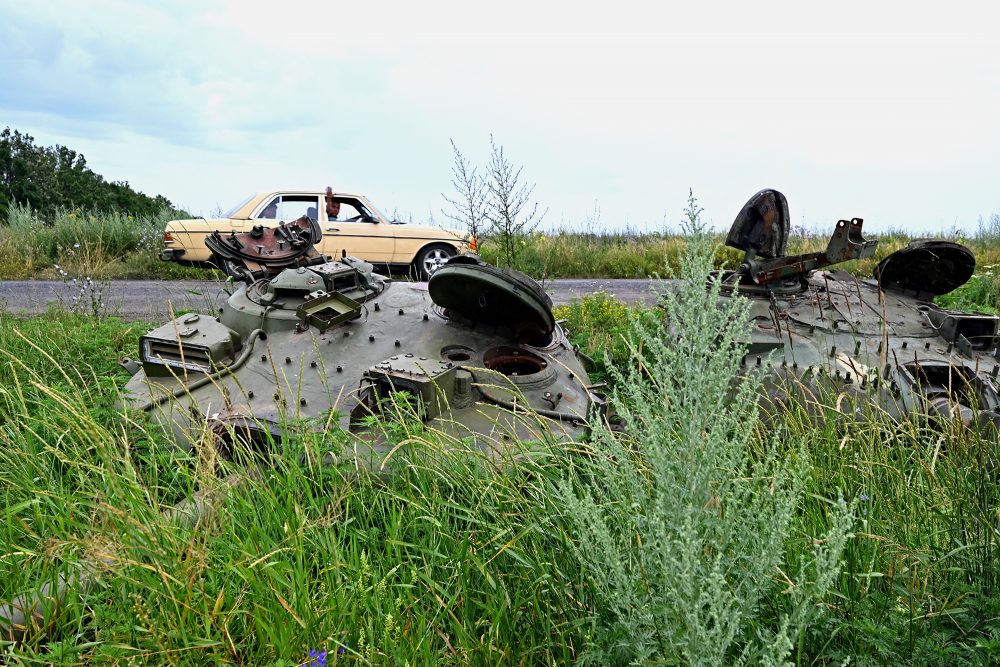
[726,188,791,260]
[428,256,555,340]
[874,240,976,297]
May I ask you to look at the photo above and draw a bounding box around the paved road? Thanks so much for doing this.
[0,278,665,322]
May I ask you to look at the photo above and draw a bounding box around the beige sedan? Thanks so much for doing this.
[161,190,472,279]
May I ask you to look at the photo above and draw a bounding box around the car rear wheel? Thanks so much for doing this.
[415,245,456,280]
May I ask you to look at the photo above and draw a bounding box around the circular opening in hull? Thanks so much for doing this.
[483,346,547,376]
[441,345,474,363]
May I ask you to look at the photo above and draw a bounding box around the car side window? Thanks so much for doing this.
[327,200,373,223]
[255,196,322,220]
[276,196,320,221]
[256,196,281,219]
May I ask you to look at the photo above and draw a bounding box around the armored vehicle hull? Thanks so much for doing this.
[122,218,599,459]
[720,190,1000,431]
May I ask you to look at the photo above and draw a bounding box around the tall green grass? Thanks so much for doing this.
[476,224,1000,285]
[0,313,586,664]
[0,204,213,279]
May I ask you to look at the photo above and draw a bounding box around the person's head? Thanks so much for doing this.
[262,202,278,219]
[329,200,341,218]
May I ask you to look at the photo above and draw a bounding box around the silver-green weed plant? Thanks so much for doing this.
[559,192,853,665]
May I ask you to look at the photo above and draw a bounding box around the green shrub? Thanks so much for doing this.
[557,195,853,665]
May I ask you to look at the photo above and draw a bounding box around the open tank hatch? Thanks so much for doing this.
[726,188,791,261]
[428,256,556,345]
[874,240,976,297]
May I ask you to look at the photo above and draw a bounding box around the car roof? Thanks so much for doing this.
[230,190,368,219]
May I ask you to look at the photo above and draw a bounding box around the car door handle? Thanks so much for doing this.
[325,226,340,232]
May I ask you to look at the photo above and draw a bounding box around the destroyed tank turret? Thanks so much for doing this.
[718,189,1000,430]
[120,216,601,458]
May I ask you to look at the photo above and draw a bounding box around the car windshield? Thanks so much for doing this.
[361,200,386,222]
[223,194,256,218]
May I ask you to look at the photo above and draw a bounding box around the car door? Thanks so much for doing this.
[319,197,395,263]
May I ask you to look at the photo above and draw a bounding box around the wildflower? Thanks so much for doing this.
[302,649,328,667]
[73,243,80,249]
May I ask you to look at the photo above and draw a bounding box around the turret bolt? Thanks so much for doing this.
[310,360,317,368]
[398,308,404,315]
[925,342,931,350]
[374,303,380,311]
[902,342,908,349]
[756,355,762,366]
[395,339,401,347]
[300,398,307,406]
[285,356,292,364]
[423,314,429,321]
[336,365,343,373]
[369,334,375,342]
[248,391,255,399]
[261,354,267,362]
[273,393,280,401]
[343,331,350,338]
[829,345,837,357]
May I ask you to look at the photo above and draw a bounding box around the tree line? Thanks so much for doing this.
[0,126,181,222]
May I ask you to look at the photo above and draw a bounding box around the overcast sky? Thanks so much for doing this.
[2,0,998,234]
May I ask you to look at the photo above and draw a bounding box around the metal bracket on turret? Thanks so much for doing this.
[742,218,878,285]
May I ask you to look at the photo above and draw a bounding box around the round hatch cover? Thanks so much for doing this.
[428,257,555,341]
[874,240,976,296]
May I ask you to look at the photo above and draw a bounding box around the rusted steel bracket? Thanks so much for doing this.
[744,218,878,285]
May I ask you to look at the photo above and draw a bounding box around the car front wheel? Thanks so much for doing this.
[415,245,456,280]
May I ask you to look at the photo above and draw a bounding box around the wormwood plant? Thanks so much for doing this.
[558,194,853,665]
